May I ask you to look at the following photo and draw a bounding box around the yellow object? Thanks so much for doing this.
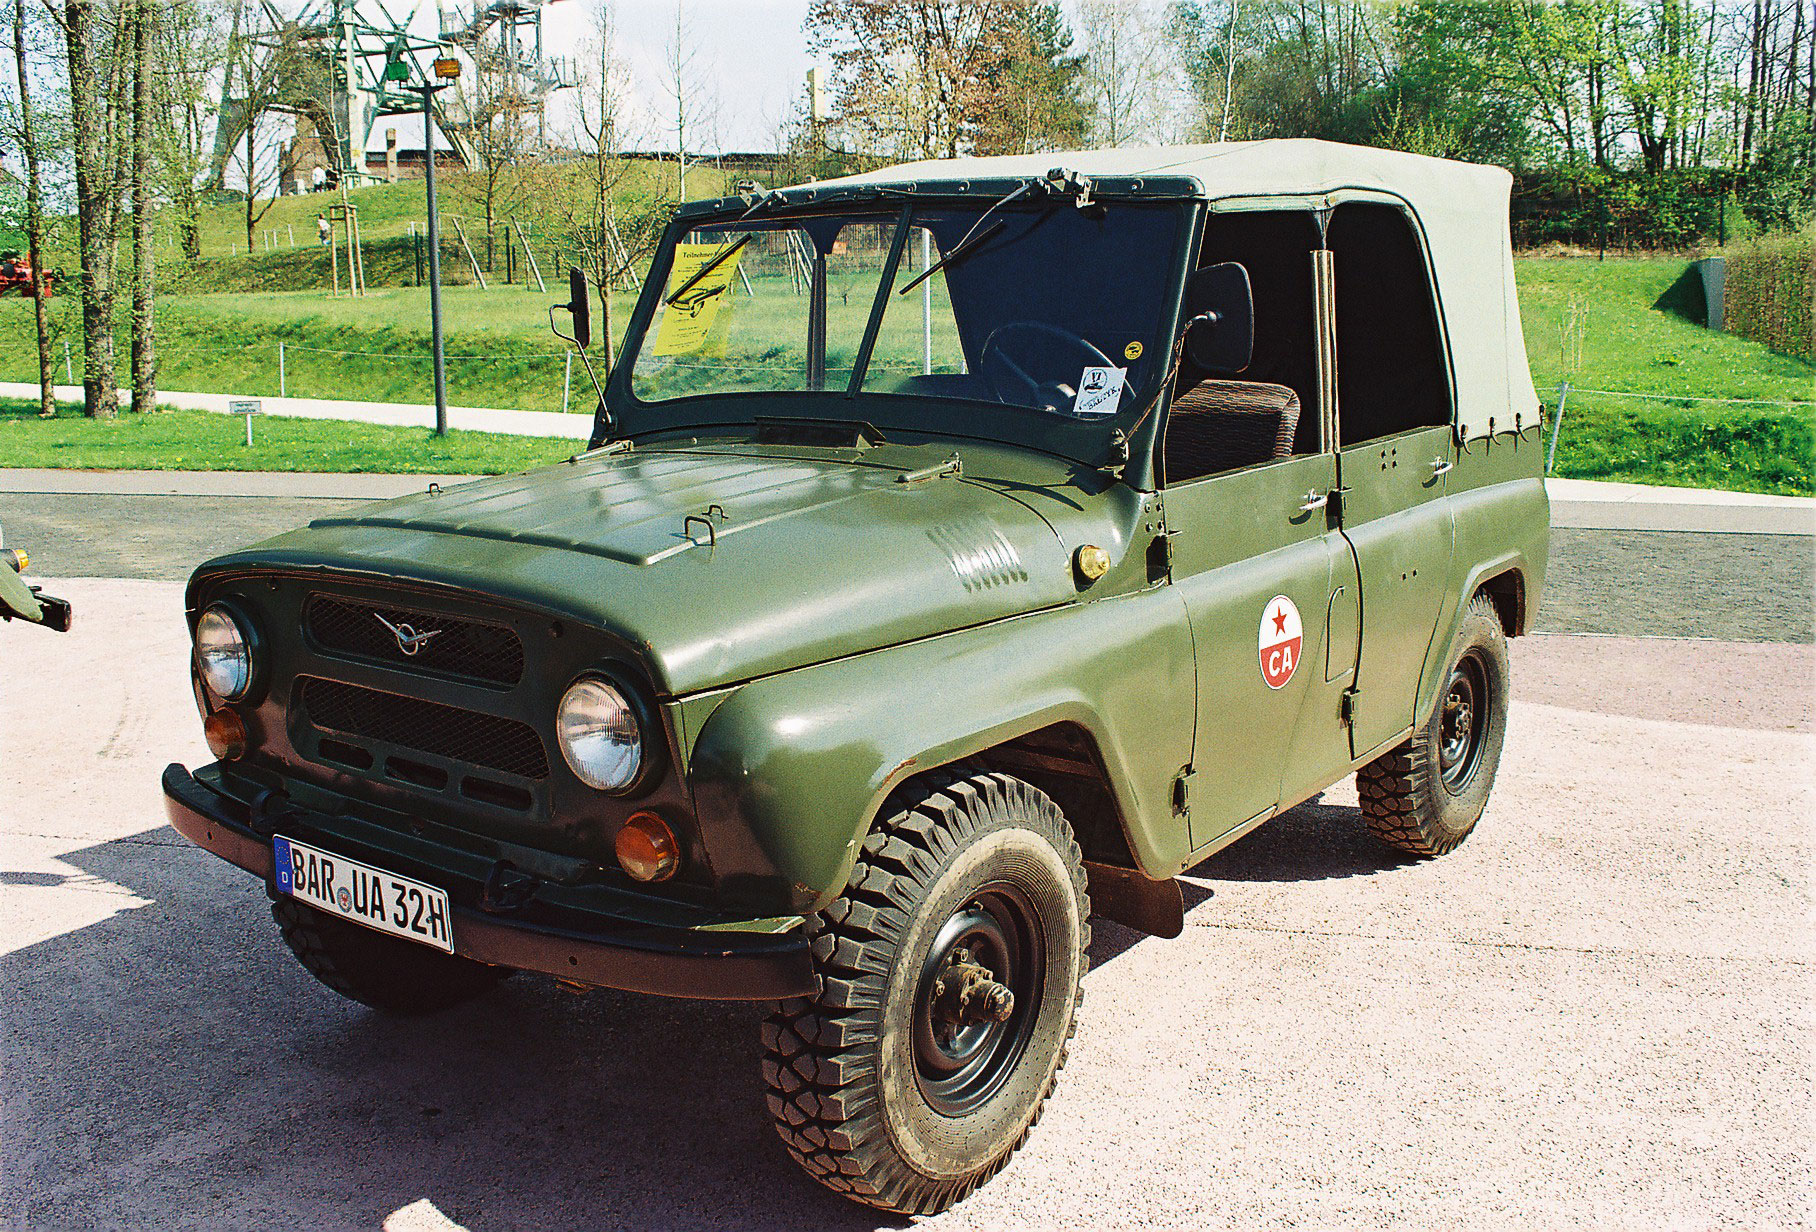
[1074,544,1111,581]
[9,549,26,573]
[1123,341,1144,360]
[651,242,748,356]
[616,811,680,882]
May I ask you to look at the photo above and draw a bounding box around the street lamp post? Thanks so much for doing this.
[415,59,460,437]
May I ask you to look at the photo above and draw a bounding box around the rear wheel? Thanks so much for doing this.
[762,770,1089,1214]
[1358,593,1510,856]
[273,898,509,1015]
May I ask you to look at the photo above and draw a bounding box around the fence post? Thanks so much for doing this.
[63,341,73,384]
[1546,380,1571,475]
[279,342,287,398]
[562,349,573,414]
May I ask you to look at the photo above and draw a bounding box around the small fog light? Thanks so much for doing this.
[616,811,679,883]
[203,709,247,760]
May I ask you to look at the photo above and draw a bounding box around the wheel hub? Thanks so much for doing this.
[1438,650,1489,791]
[931,947,1017,1029]
[911,888,1045,1117]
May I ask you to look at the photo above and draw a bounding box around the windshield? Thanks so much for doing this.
[626,199,1183,428]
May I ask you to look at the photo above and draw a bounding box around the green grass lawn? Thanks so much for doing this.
[1515,257,1813,496]
[2,255,1809,491]
[0,399,569,474]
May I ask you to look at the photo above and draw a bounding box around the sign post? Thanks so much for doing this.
[230,399,263,447]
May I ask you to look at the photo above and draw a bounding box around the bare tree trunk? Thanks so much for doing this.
[12,0,55,417]
[130,0,155,411]
[64,0,120,419]
[244,105,258,252]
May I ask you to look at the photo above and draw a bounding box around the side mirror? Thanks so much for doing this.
[557,266,592,349]
[1183,261,1254,374]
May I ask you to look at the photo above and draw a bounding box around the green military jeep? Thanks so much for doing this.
[166,140,1547,1213]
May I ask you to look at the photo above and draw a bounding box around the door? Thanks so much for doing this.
[1338,427,1454,757]
[1325,201,1458,759]
[1166,451,1354,849]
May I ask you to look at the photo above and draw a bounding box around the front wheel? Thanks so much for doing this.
[762,770,1089,1214]
[1357,592,1511,856]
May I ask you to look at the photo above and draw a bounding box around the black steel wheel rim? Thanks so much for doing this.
[911,882,1046,1118]
[1439,649,1489,792]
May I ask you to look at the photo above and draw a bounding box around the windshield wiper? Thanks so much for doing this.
[898,219,1005,296]
[664,235,752,306]
[897,178,1043,296]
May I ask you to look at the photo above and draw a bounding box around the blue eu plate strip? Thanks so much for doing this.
[273,836,294,895]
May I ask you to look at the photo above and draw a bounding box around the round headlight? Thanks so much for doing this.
[557,678,643,792]
[195,604,253,701]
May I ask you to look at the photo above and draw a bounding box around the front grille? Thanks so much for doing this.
[297,675,549,780]
[304,594,524,686]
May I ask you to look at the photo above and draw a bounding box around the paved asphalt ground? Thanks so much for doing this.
[1,486,1811,1230]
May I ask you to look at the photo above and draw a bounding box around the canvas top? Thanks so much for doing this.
[816,139,1540,440]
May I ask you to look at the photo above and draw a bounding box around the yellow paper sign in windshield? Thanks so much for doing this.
[650,241,747,356]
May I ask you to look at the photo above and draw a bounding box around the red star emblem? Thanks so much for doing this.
[1272,607,1289,635]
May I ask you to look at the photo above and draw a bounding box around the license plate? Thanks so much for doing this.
[273,836,453,953]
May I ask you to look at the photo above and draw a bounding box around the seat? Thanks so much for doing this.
[1163,380,1302,484]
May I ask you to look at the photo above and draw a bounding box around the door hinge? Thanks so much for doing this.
[1172,768,1194,816]
[1340,687,1360,725]
[1327,485,1351,526]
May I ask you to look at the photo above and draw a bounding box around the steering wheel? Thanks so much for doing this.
[978,322,1116,412]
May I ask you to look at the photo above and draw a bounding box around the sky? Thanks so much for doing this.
[521,0,818,153]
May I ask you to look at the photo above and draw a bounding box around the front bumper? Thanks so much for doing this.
[162,763,818,1000]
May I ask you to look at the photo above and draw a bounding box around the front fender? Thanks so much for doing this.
[686,588,1196,915]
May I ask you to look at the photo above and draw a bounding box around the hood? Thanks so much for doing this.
[194,444,1087,696]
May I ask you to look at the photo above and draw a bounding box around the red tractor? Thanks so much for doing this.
[0,251,55,298]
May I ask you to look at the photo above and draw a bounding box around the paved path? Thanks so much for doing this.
[2,474,1811,641]
[1,579,1808,1230]
[0,382,592,440]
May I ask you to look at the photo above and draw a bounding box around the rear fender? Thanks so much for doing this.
[686,589,1196,915]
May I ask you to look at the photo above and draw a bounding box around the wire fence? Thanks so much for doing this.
[1543,379,1814,474]
[8,339,588,415]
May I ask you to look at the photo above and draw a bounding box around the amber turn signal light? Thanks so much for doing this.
[203,709,247,760]
[616,811,679,882]
[1074,544,1110,582]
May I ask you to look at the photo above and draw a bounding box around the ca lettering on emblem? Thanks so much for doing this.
[1258,595,1303,690]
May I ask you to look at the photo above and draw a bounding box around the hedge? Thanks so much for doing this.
[1724,227,1816,361]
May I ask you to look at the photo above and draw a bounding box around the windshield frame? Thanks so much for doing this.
[600,184,1199,469]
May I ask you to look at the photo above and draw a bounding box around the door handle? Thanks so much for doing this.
[1430,458,1454,476]
[1298,490,1329,512]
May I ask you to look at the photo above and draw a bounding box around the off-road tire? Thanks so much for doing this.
[762,770,1090,1214]
[1358,592,1510,856]
[273,898,509,1015]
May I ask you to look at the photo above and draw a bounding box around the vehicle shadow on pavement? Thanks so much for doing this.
[1190,796,1418,885]
[1086,796,1412,969]
[1,828,905,1232]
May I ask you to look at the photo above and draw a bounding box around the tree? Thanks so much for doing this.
[127,0,153,410]
[806,0,1088,159]
[8,0,56,416]
[1078,0,1173,145]
[448,34,539,271]
[976,2,1091,153]
[52,0,129,418]
[535,1,669,369]
[223,1,301,253]
[661,0,718,199]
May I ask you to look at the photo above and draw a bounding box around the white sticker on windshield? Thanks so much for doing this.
[1072,366,1127,417]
